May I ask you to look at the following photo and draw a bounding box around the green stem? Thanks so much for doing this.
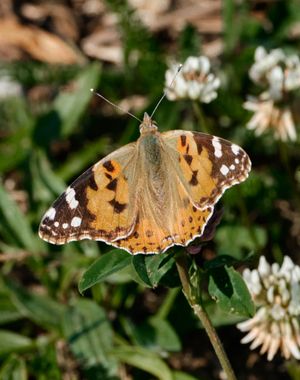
[192,101,213,134]
[157,288,180,320]
[175,254,237,380]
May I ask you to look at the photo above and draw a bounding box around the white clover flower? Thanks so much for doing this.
[0,75,22,99]
[165,56,220,103]
[249,46,300,100]
[244,92,297,141]
[249,47,285,86]
[284,55,300,92]
[245,47,300,141]
[237,256,300,361]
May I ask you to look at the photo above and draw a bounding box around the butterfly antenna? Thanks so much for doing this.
[90,89,142,123]
[150,64,183,119]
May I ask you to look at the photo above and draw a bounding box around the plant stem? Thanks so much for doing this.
[157,287,180,320]
[175,254,237,380]
[192,101,213,134]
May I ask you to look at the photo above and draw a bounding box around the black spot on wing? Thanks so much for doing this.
[109,199,127,214]
[184,154,193,165]
[106,178,118,191]
[189,170,198,186]
[86,167,98,191]
[103,160,115,172]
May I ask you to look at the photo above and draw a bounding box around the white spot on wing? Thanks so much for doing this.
[45,207,56,220]
[54,221,59,227]
[231,144,240,155]
[220,164,229,175]
[235,158,240,164]
[62,223,69,229]
[230,164,235,170]
[71,216,82,227]
[212,137,222,158]
[65,187,79,210]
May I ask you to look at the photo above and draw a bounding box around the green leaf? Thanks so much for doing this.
[125,317,181,353]
[56,136,109,182]
[208,266,255,318]
[131,254,152,287]
[204,255,238,270]
[5,280,65,331]
[79,250,131,293]
[0,331,33,356]
[0,96,34,173]
[0,354,27,380]
[203,298,246,327]
[0,182,42,253]
[109,346,173,380]
[132,253,176,287]
[63,298,117,377]
[31,150,65,203]
[33,63,101,146]
[286,361,300,380]
[137,317,181,352]
[0,293,23,325]
[54,63,101,137]
[215,225,267,259]
[28,342,62,380]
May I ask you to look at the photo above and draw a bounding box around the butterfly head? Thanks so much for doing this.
[139,113,158,135]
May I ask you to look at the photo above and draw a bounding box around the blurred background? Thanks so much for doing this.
[1,0,300,379]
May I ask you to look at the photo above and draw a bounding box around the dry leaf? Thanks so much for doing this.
[21,3,79,41]
[0,18,83,64]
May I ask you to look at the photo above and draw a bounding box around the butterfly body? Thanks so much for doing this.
[39,113,251,254]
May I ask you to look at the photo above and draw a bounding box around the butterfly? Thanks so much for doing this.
[39,112,251,254]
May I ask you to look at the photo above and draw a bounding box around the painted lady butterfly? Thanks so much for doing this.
[39,112,251,254]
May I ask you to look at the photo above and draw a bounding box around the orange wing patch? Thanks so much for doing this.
[163,131,251,209]
[115,176,213,254]
[87,159,135,241]
[115,204,212,254]
[177,136,216,208]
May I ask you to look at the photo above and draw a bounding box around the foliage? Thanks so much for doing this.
[1,1,300,379]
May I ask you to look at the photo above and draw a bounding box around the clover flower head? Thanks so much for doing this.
[244,92,297,142]
[249,46,300,101]
[245,47,300,141]
[237,256,300,361]
[165,56,220,103]
[0,75,22,99]
[284,55,300,92]
[249,47,285,86]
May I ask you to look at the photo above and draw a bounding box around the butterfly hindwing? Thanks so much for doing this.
[39,143,138,244]
[114,178,213,254]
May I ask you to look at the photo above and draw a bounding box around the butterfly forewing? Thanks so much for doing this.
[39,143,138,244]
[162,130,251,209]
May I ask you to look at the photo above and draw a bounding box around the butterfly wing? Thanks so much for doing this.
[115,185,213,254]
[39,128,251,254]
[161,130,251,209]
[39,143,139,245]
[114,132,217,254]
[115,129,249,254]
